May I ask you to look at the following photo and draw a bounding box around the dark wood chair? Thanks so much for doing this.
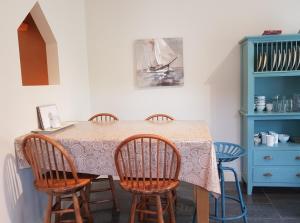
[145,114,175,122]
[87,113,119,211]
[22,134,93,223]
[114,134,181,223]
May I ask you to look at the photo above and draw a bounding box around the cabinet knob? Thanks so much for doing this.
[295,156,300,160]
[296,173,300,177]
[263,155,272,160]
[263,173,272,177]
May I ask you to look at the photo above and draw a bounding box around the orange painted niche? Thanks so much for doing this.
[17,3,59,86]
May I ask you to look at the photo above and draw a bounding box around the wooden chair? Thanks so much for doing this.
[87,113,119,211]
[89,113,119,122]
[146,114,177,206]
[145,114,175,122]
[22,134,93,223]
[114,134,181,223]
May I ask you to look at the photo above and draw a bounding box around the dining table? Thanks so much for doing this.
[15,120,221,223]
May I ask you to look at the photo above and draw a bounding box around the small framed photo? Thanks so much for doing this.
[37,104,61,129]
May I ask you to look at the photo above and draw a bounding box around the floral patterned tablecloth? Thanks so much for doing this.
[15,121,220,195]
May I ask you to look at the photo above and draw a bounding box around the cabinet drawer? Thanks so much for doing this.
[253,167,300,183]
[254,150,300,165]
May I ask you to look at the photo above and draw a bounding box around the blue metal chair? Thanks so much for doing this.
[193,142,248,223]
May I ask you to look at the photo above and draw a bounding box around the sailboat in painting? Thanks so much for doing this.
[143,39,177,74]
[136,38,184,87]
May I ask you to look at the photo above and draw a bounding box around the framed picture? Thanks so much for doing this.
[135,37,184,88]
[37,104,61,129]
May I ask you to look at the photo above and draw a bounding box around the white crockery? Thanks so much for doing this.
[278,134,290,143]
[256,107,265,112]
[266,135,275,147]
[266,103,273,112]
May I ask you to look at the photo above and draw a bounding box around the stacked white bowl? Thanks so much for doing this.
[255,96,266,112]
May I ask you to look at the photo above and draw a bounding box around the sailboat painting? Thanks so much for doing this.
[135,38,184,87]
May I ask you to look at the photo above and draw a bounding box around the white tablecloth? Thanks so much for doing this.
[15,121,220,195]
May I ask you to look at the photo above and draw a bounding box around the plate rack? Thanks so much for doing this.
[254,40,300,72]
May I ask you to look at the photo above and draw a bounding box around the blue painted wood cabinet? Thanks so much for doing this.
[240,34,300,195]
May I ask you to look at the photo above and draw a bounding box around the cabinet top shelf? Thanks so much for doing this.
[240,34,300,44]
[253,71,300,77]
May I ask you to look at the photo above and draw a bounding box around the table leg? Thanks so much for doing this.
[195,185,209,223]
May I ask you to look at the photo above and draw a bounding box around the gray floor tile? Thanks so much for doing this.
[63,181,300,223]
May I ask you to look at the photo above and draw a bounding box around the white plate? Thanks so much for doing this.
[272,49,277,70]
[297,47,300,69]
[262,53,267,71]
[276,50,282,70]
[281,50,287,70]
[257,52,263,71]
[291,47,297,70]
[31,121,76,133]
[287,49,292,70]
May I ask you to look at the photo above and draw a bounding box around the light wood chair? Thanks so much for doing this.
[146,114,177,206]
[22,134,93,223]
[87,113,119,211]
[145,114,175,122]
[89,113,119,122]
[114,134,181,223]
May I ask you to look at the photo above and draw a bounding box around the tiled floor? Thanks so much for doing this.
[66,181,300,223]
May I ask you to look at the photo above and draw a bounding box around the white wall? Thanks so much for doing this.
[0,0,90,222]
[2,0,300,222]
[86,0,300,178]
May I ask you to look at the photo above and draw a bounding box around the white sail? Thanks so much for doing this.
[153,39,177,66]
[138,38,178,72]
[142,41,158,68]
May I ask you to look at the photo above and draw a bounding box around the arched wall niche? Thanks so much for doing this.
[17,2,60,86]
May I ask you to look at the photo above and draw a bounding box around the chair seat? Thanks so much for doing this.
[216,152,241,162]
[120,179,179,194]
[214,142,246,163]
[35,178,91,193]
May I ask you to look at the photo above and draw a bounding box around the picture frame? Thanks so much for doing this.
[135,37,184,88]
[36,104,61,130]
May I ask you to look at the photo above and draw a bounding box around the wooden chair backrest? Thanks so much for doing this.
[114,134,181,189]
[145,114,174,122]
[22,134,79,186]
[89,113,119,122]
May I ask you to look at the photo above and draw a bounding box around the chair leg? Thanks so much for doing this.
[171,189,177,207]
[214,197,219,217]
[129,194,137,223]
[55,195,61,223]
[167,191,175,223]
[139,195,146,222]
[45,193,53,223]
[108,175,120,212]
[232,169,248,223]
[155,195,164,223]
[192,209,196,223]
[219,167,226,223]
[80,189,93,223]
[72,193,83,223]
[85,183,91,202]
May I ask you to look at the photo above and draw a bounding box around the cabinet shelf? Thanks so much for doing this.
[253,71,300,78]
[254,142,300,150]
[253,112,300,116]
[240,110,300,118]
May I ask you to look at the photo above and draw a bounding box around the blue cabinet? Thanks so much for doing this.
[240,34,300,195]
